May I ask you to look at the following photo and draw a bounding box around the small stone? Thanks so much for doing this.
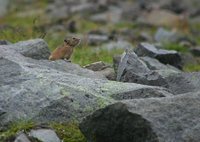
[29,129,61,142]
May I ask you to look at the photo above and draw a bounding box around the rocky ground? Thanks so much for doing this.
[1,0,200,142]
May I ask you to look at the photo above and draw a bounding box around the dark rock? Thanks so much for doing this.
[190,47,200,56]
[117,50,168,87]
[67,20,77,33]
[140,56,181,72]
[135,42,182,69]
[80,91,200,142]
[0,40,11,45]
[29,129,61,142]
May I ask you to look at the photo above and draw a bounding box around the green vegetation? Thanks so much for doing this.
[0,121,86,142]
[0,120,35,141]
[163,43,188,53]
[72,46,124,66]
[51,122,86,142]
[183,64,200,72]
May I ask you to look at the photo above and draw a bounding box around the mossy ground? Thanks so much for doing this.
[0,121,86,142]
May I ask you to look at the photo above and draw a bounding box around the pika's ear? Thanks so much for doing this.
[64,39,69,44]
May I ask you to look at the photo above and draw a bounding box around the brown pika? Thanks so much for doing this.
[49,37,80,61]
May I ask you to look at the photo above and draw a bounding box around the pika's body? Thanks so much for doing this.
[49,37,80,61]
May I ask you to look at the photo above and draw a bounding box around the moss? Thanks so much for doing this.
[0,120,86,142]
[162,43,189,53]
[50,122,86,142]
[71,45,124,66]
[183,64,200,72]
[0,120,35,141]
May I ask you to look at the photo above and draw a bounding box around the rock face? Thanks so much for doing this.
[116,49,200,94]
[0,39,172,127]
[116,50,169,87]
[80,91,200,142]
[134,42,182,69]
[9,39,51,60]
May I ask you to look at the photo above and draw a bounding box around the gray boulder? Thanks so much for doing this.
[116,50,200,94]
[0,39,172,127]
[80,91,200,142]
[14,133,31,142]
[9,39,51,60]
[116,50,168,87]
[154,28,179,43]
[134,42,182,69]
[29,129,61,142]
[140,56,181,72]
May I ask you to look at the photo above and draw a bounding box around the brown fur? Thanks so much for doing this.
[49,37,80,61]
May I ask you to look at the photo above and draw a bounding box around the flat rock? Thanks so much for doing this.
[80,91,200,142]
[29,129,61,142]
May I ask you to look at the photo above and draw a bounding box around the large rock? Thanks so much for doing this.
[116,49,200,94]
[80,91,200,142]
[116,50,168,87]
[0,39,172,127]
[134,42,182,69]
[9,39,51,60]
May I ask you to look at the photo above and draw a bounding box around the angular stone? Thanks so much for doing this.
[134,42,182,69]
[10,39,51,60]
[14,133,31,142]
[116,50,168,87]
[80,91,200,142]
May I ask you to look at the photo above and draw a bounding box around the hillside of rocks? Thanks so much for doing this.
[1,0,200,142]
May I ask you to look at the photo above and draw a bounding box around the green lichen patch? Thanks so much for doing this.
[50,122,86,142]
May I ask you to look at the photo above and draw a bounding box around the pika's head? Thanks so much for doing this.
[64,37,81,47]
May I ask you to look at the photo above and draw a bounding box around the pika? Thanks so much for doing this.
[49,37,80,61]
